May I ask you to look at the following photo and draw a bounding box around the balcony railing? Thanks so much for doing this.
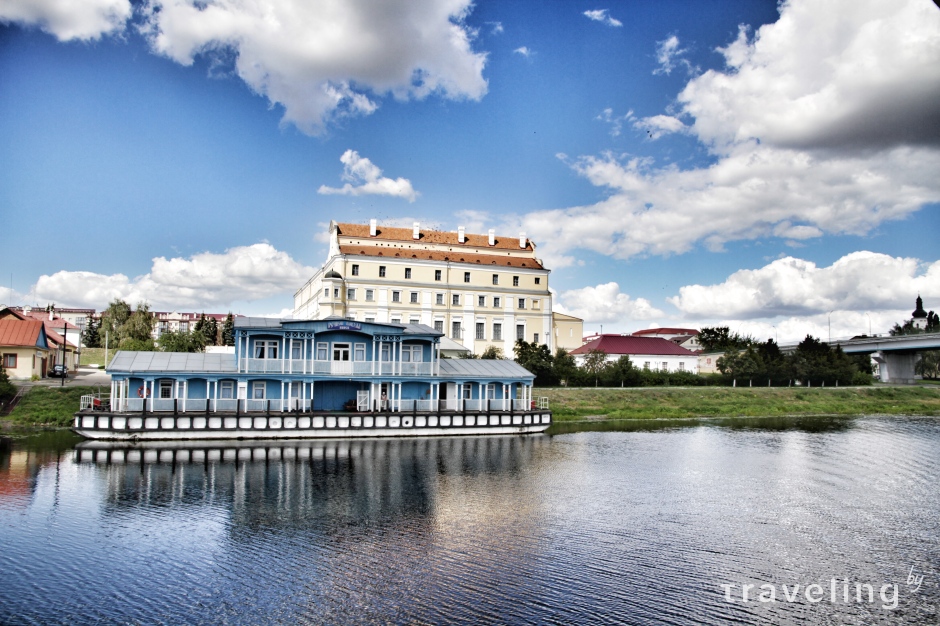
[84,396,537,415]
[242,358,433,376]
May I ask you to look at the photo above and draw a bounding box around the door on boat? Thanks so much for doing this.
[332,343,352,374]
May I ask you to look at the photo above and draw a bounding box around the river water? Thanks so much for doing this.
[1,416,938,624]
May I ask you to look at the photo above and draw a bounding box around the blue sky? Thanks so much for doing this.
[1,0,938,343]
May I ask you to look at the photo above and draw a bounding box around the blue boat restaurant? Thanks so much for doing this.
[75,318,551,440]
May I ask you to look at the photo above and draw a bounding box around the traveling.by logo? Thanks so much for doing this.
[720,566,927,611]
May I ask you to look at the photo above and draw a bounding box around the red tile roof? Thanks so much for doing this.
[0,319,46,348]
[570,334,696,356]
[338,245,545,270]
[337,223,533,251]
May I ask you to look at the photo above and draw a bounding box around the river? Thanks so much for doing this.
[1,416,938,624]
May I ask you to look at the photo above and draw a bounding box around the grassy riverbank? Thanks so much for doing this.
[4,384,939,432]
[540,385,940,422]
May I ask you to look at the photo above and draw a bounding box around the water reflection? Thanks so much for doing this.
[549,413,856,435]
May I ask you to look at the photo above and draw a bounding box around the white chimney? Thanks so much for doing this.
[519,232,526,249]
[49,308,54,321]
[458,226,465,243]
[488,229,495,246]
[413,222,420,240]
[369,218,377,236]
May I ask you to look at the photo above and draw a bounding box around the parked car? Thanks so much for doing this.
[49,364,69,378]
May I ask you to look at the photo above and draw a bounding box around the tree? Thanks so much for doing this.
[0,363,15,406]
[698,326,752,352]
[552,348,577,386]
[480,346,504,359]
[99,299,132,346]
[222,313,235,346]
[582,349,608,387]
[513,339,556,386]
[605,355,641,387]
[916,351,940,380]
[205,316,219,346]
[157,329,206,353]
[82,316,101,348]
[122,302,154,343]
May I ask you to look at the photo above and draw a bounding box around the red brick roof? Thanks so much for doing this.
[338,245,545,270]
[337,223,533,251]
[0,319,46,348]
[570,335,696,356]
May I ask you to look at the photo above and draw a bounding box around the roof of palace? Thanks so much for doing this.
[337,245,545,270]
[336,223,534,251]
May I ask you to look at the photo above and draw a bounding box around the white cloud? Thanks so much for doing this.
[488,21,504,35]
[31,243,315,310]
[633,114,687,139]
[137,0,488,135]
[525,0,940,263]
[596,108,635,137]
[583,9,622,28]
[318,150,418,202]
[513,46,532,58]
[555,282,663,324]
[668,251,940,320]
[653,34,693,76]
[0,0,131,40]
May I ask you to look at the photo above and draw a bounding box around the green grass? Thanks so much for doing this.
[79,348,110,367]
[539,385,940,422]
[6,385,96,427]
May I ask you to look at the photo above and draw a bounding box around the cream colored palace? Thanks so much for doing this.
[294,221,582,355]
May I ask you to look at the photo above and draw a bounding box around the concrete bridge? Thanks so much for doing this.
[778,333,940,384]
[834,333,940,384]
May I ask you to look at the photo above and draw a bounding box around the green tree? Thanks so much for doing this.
[0,363,16,406]
[205,316,219,346]
[480,346,504,359]
[99,299,132,346]
[513,339,556,385]
[222,313,235,346]
[604,355,641,387]
[698,326,752,352]
[157,329,206,353]
[582,349,608,387]
[122,302,154,343]
[916,351,940,380]
[552,348,577,386]
[82,316,101,348]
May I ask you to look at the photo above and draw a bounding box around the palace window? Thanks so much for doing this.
[478,295,486,307]
[492,274,499,285]
[405,268,412,279]
[493,323,502,340]
[323,288,329,298]
[434,320,444,332]
[352,264,359,276]
[435,269,442,281]
[409,317,420,325]
[534,333,539,343]
[436,293,444,305]
[535,277,541,284]
[518,298,526,309]
[516,324,525,340]
[452,294,460,306]
[410,292,419,304]
[365,289,374,302]
[347,288,356,300]
[392,291,401,303]
[513,276,519,286]
[476,323,485,340]
[452,321,462,339]
[365,317,375,323]
[493,297,501,308]
[379,265,386,277]
[464,272,471,283]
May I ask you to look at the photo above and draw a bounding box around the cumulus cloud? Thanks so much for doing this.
[668,251,940,320]
[32,243,315,310]
[136,0,488,134]
[513,46,533,58]
[583,9,622,27]
[555,282,663,324]
[0,0,131,40]
[524,0,940,263]
[318,150,418,202]
[653,35,693,76]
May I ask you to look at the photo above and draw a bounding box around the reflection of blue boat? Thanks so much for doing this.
[74,318,551,441]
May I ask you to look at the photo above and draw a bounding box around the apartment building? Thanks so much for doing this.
[294,220,570,355]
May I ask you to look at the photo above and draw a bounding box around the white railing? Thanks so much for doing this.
[244,399,267,412]
[536,397,549,409]
[463,399,482,411]
[151,398,175,412]
[240,358,432,376]
[214,399,238,412]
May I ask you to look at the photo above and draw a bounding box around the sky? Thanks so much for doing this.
[1,0,939,344]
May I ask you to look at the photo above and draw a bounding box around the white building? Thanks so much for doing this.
[294,220,581,356]
[569,334,699,373]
